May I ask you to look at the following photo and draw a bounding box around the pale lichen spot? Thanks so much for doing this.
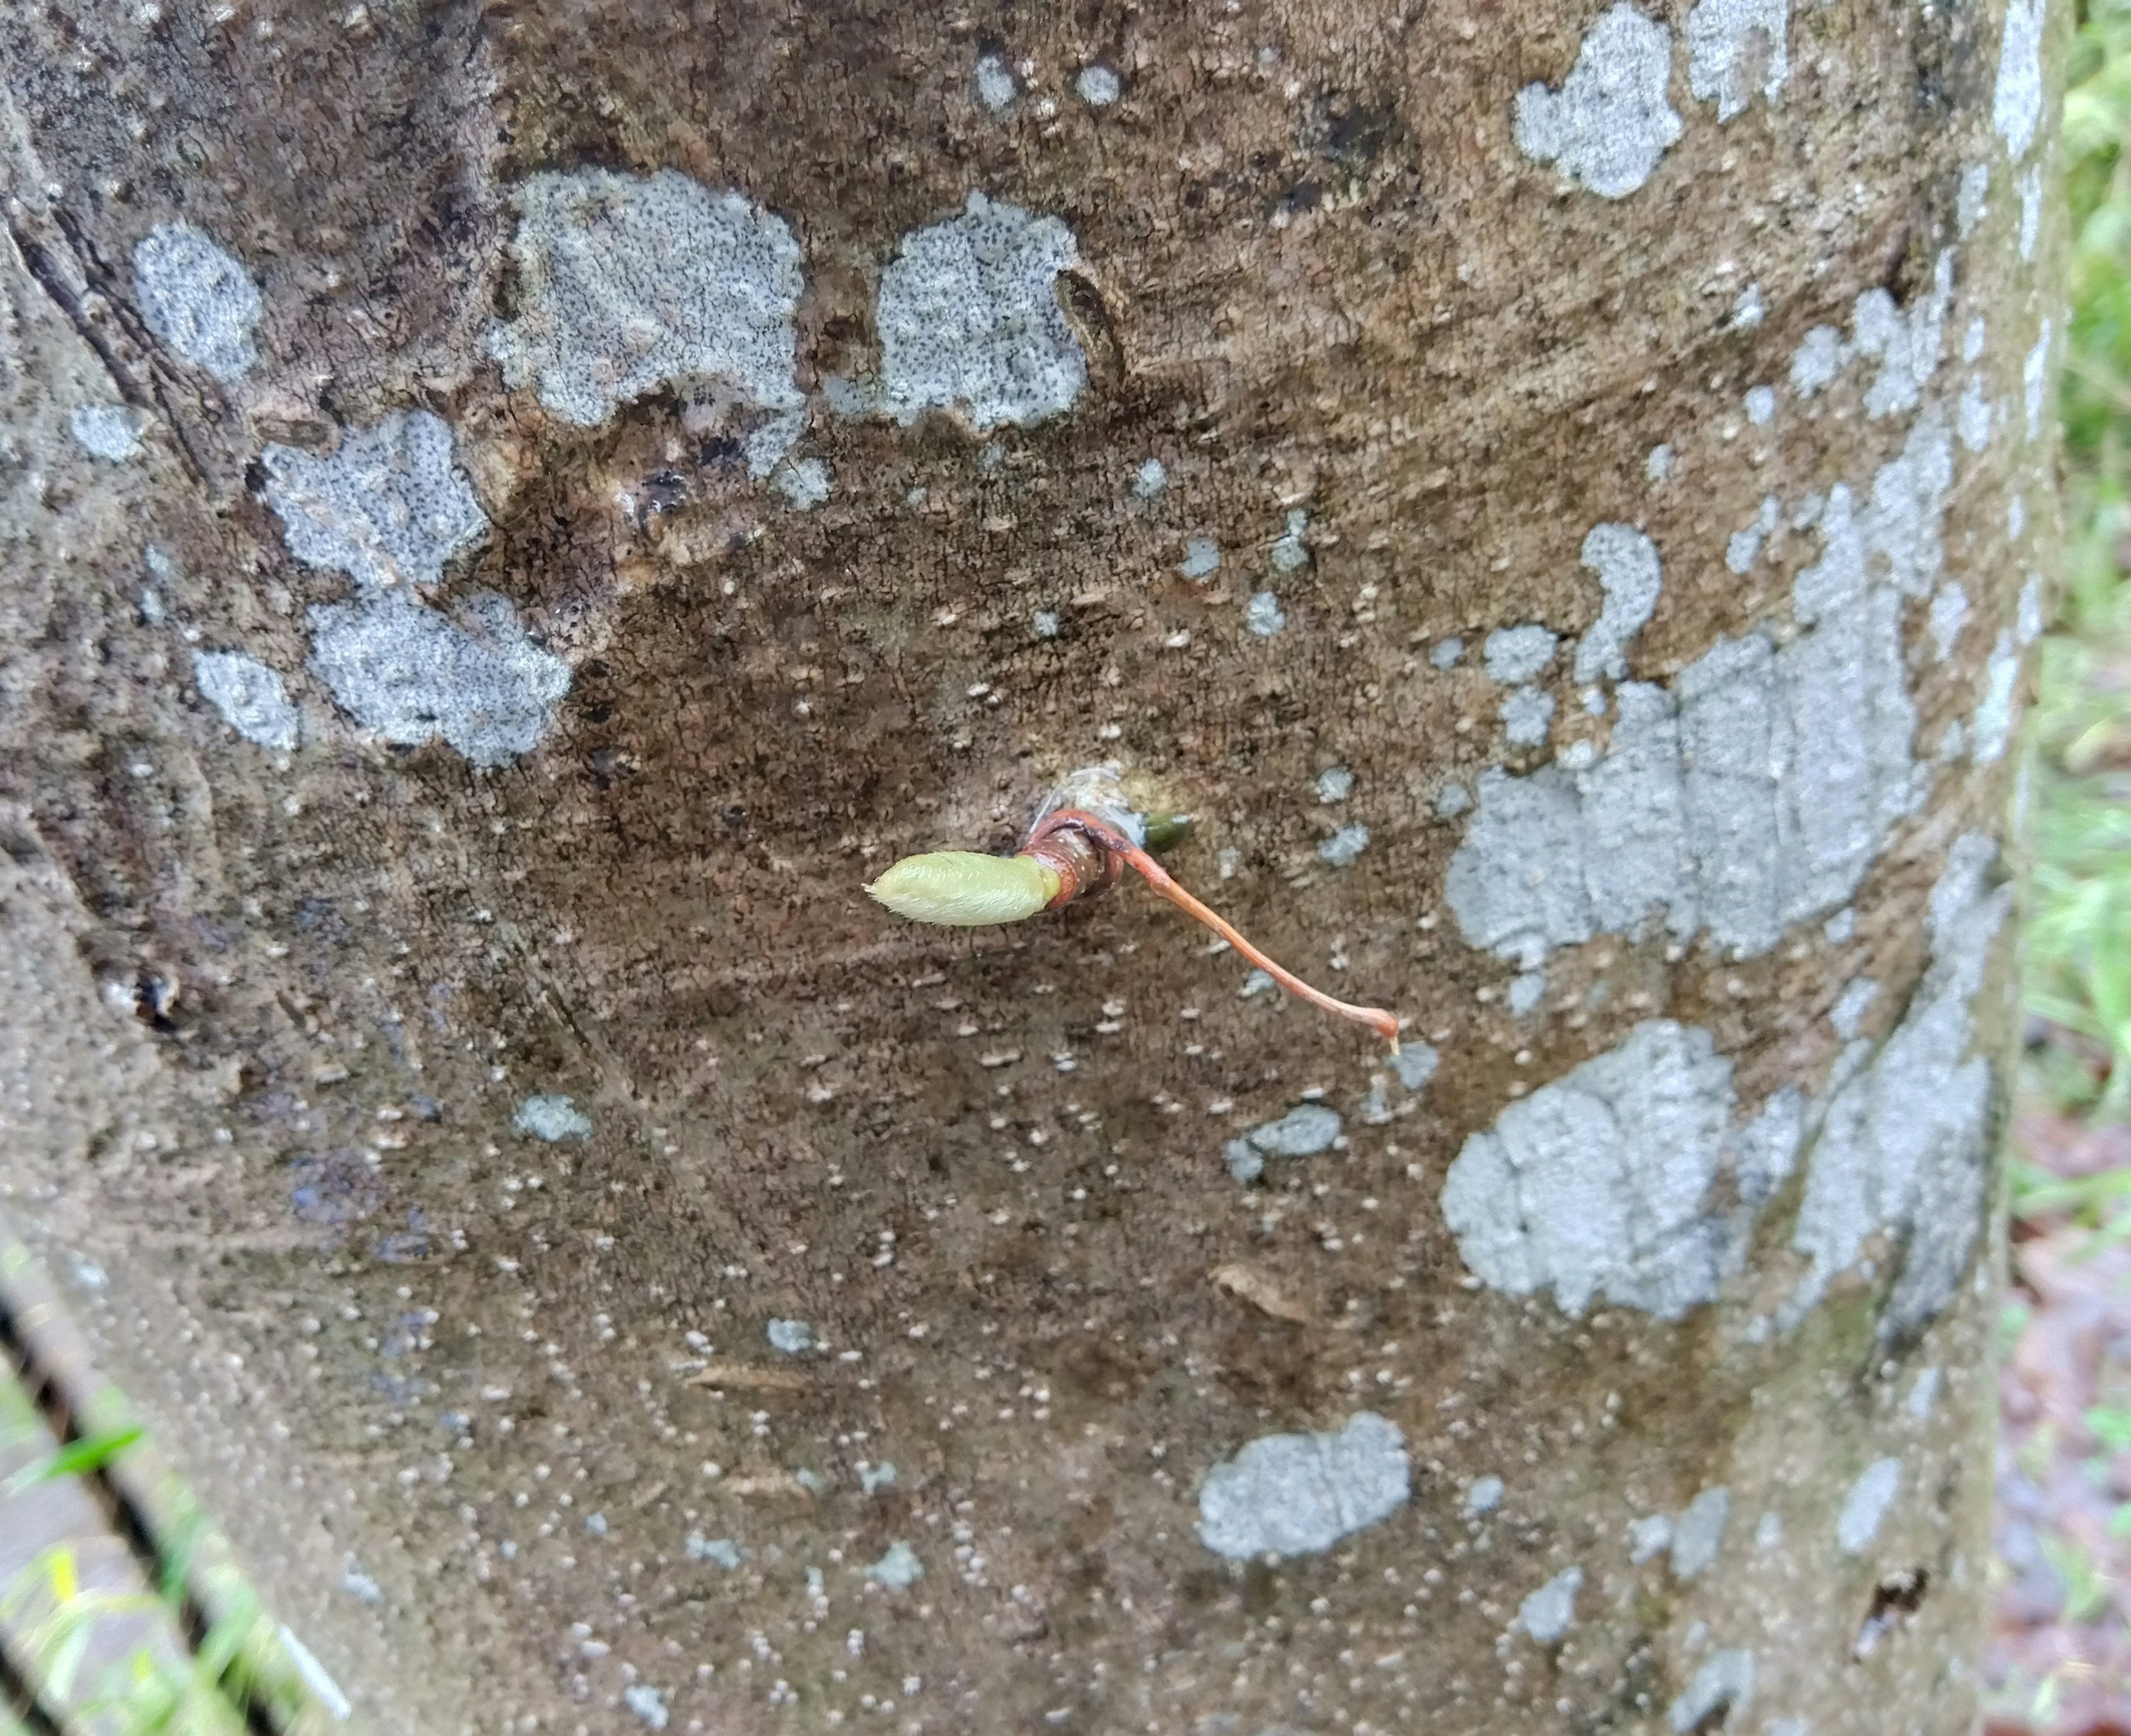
[1993,0,2044,160]
[194,650,300,753]
[260,410,488,591]
[1789,324,1851,397]
[1132,457,1167,499]
[973,52,1017,112]
[1075,64,1121,106]
[1513,4,1682,200]
[1646,442,1675,482]
[876,193,1087,433]
[487,169,804,450]
[772,457,831,509]
[1196,1412,1409,1559]
[69,402,143,461]
[515,1094,593,1140]
[1972,630,2021,764]
[1517,1567,1582,1643]
[1247,591,1287,637]
[1179,536,1221,579]
[1958,162,1992,238]
[1744,383,1776,426]
[1501,686,1556,746]
[862,1541,923,1587]
[766,1318,815,1355]
[1573,523,1663,682]
[1836,1457,1901,1553]
[1787,837,2009,1331]
[1441,1022,1801,1318]
[1929,582,1971,660]
[2019,164,2043,260]
[1685,0,1790,122]
[1319,823,1370,867]
[133,221,262,382]
[1669,1651,1755,1734]
[1483,624,1558,685]
[308,590,570,768]
[1466,1473,1505,1515]
[1671,1485,1730,1578]
[2026,319,2054,437]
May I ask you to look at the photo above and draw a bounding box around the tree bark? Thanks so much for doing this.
[0,2,2060,1733]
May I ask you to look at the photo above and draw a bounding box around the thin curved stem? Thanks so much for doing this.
[1030,809,1402,1052]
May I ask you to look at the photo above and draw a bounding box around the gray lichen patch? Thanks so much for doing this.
[260,410,489,591]
[69,403,144,461]
[1836,1457,1901,1553]
[1196,1412,1409,1559]
[766,1318,815,1355]
[1994,0,2044,159]
[1440,1021,1801,1318]
[1685,0,1790,121]
[1517,1566,1582,1643]
[1319,824,1370,867]
[1501,687,1556,747]
[863,1541,923,1588]
[1513,4,1683,200]
[1788,836,2010,1334]
[1447,416,1951,966]
[308,590,570,768]
[1670,1485,1730,1578]
[193,650,300,752]
[1854,251,1953,420]
[133,221,262,382]
[1669,1649,1755,1733]
[487,169,805,438]
[1225,1103,1344,1180]
[973,52,1017,112]
[514,1094,593,1140]
[875,193,1088,433]
[1483,624,1558,685]
[1789,325,1851,396]
[1573,523,1663,682]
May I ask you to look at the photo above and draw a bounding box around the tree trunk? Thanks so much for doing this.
[0,2,2059,1733]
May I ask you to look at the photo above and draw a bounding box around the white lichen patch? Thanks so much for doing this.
[1958,378,1994,452]
[623,1686,668,1730]
[876,193,1087,433]
[487,169,804,442]
[1972,630,2021,765]
[1316,766,1355,804]
[1247,591,1287,637]
[1669,1650,1755,1734]
[1393,1044,1440,1092]
[1789,325,1851,397]
[133,222,262,382]
[1196,1412,1409,1559]
[1448,416,1949,965]
[1514,4,1683,200]
[514,1093,592,1140]
[69,402,143,461]
[973,53,1017,111]
[1745,384,1777,426]
[1466,1474,1505,1515]
[1830,977,1880,1039]
[863,1541,923,1587]
[261,410,489,591]
[1855,250,1953,420]
[308,590,570,768]
[1518,1567,1582,1643]
[1671,1485,1730,1578]
[1685,0,1790,122]
[1075,64,1121,106]
[2018,574,2046,644]
[1319,824,1370,867]
[1180,536,1222,579]
[1789,836,2010,1333]
[2026,319,2054,436]
[1958,162,1992,236]
[194,650,300,751]
[766,1318,815,1355]
[1225,1103,1344,1182]
[2020,164,2044,260]
[1836,1457,1901,1553]
[1441,1022,1801,1318]
[1501,687,1556,746]
[1993,0,2045,160]
[772,457,831,509]
[1132,457,1167,499]
[1726,494,1781,575]
[1629,1514,1673,1563]
[1484,624,1559,684]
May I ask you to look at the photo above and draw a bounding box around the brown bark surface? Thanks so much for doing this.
[0,2,2060,1733]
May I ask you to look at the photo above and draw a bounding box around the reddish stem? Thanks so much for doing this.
[1026,808,1402,1052]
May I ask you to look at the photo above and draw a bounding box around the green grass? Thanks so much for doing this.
[2020,0,2131,1142]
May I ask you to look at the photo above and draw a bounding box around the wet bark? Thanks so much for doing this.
[0,2,2061,1733]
